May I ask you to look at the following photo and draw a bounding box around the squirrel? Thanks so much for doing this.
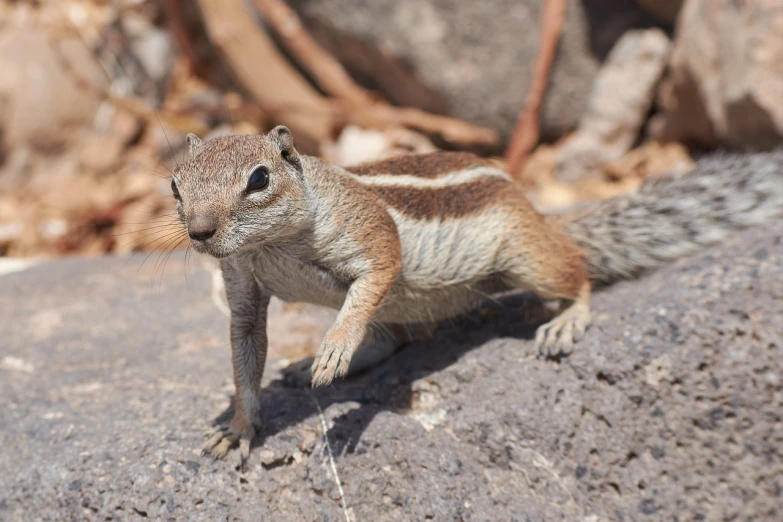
[170,125,782,463]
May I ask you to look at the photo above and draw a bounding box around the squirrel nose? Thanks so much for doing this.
[188,227,216,241]
[188,215,218,241]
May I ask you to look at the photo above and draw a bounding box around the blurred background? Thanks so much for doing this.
[0,0,780,259]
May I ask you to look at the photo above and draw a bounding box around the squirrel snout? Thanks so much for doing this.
[189,228,216,241]
[187,216,218,242]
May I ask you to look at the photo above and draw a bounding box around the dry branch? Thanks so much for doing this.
[371,105,500,150]
[162,0,201,76]
[505,0,567,178]
[46,28,209,135]
[250,0,376,110]
[195,0,335,149]
[251,0,500,150]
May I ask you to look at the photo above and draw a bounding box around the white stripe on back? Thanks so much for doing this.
[347,166,511,189]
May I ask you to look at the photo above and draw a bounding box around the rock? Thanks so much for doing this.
[651,0,783,149]
[0,221,22,247]
[530,141,694,212]
[633,0,683,24]
[119,12,174,103]
[79,110,143,173]
[0,28,107,152]
[122,15,174,85]
[554,28,672,183]
[79,134,127,174]
[1,224,780,520]
[288,0,664,141]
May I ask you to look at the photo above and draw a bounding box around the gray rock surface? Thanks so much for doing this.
[651,0,783,149]
[0,28,107,152]
[1,226,781,521]
[288,0,664,142]
[633,0,683,24]
[555,28,671,183]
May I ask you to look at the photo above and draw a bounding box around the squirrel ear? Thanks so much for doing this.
[268,125,303,174]
[186,133,202,156]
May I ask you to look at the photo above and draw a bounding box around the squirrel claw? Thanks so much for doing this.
[535,304,592,357]
[238,438,251,470]
[202,426,229,454]
[202,426,239,460]
[310,341,351,387]
[202,424,255,468]
[211,436,238,460]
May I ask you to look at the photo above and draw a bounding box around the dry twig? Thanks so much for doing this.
[195,0,335,149]
[251,0,376,110]
[251,0,500,150]
[505,0,567,179]
[162,0,201,76]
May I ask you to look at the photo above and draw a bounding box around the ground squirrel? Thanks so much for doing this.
[170,126,782,463]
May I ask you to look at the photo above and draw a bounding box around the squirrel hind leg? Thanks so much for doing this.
[498,225,593,355]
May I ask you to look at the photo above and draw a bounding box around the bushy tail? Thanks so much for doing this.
[564,149,783,284]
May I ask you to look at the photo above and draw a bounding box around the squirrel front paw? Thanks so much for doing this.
[310,336,353,387]
[202,413,261,469]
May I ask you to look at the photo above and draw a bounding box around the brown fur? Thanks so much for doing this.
[346,151,491,178]
[366,177,513,219]
[514,221,588,300]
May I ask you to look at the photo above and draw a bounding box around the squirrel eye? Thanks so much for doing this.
[246,165,270,194]
[171,179,181,200]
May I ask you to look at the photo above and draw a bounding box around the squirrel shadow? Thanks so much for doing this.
[211,292,549,459]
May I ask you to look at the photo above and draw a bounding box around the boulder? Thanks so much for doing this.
[633,0,683,24]
[0,28,107,152]
[1,224,781,520]
[651,0,783,149]
[287,0,664,142]
[555,28,672,183]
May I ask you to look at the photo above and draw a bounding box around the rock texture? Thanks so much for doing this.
[0,28,107,153]
[555,28,672,183]
[633,0,683,24]
[1,226,782,521]
[652,0,783,149]
[288,0,664,142]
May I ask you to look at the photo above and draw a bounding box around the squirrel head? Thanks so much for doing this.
[171,125,311,258]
